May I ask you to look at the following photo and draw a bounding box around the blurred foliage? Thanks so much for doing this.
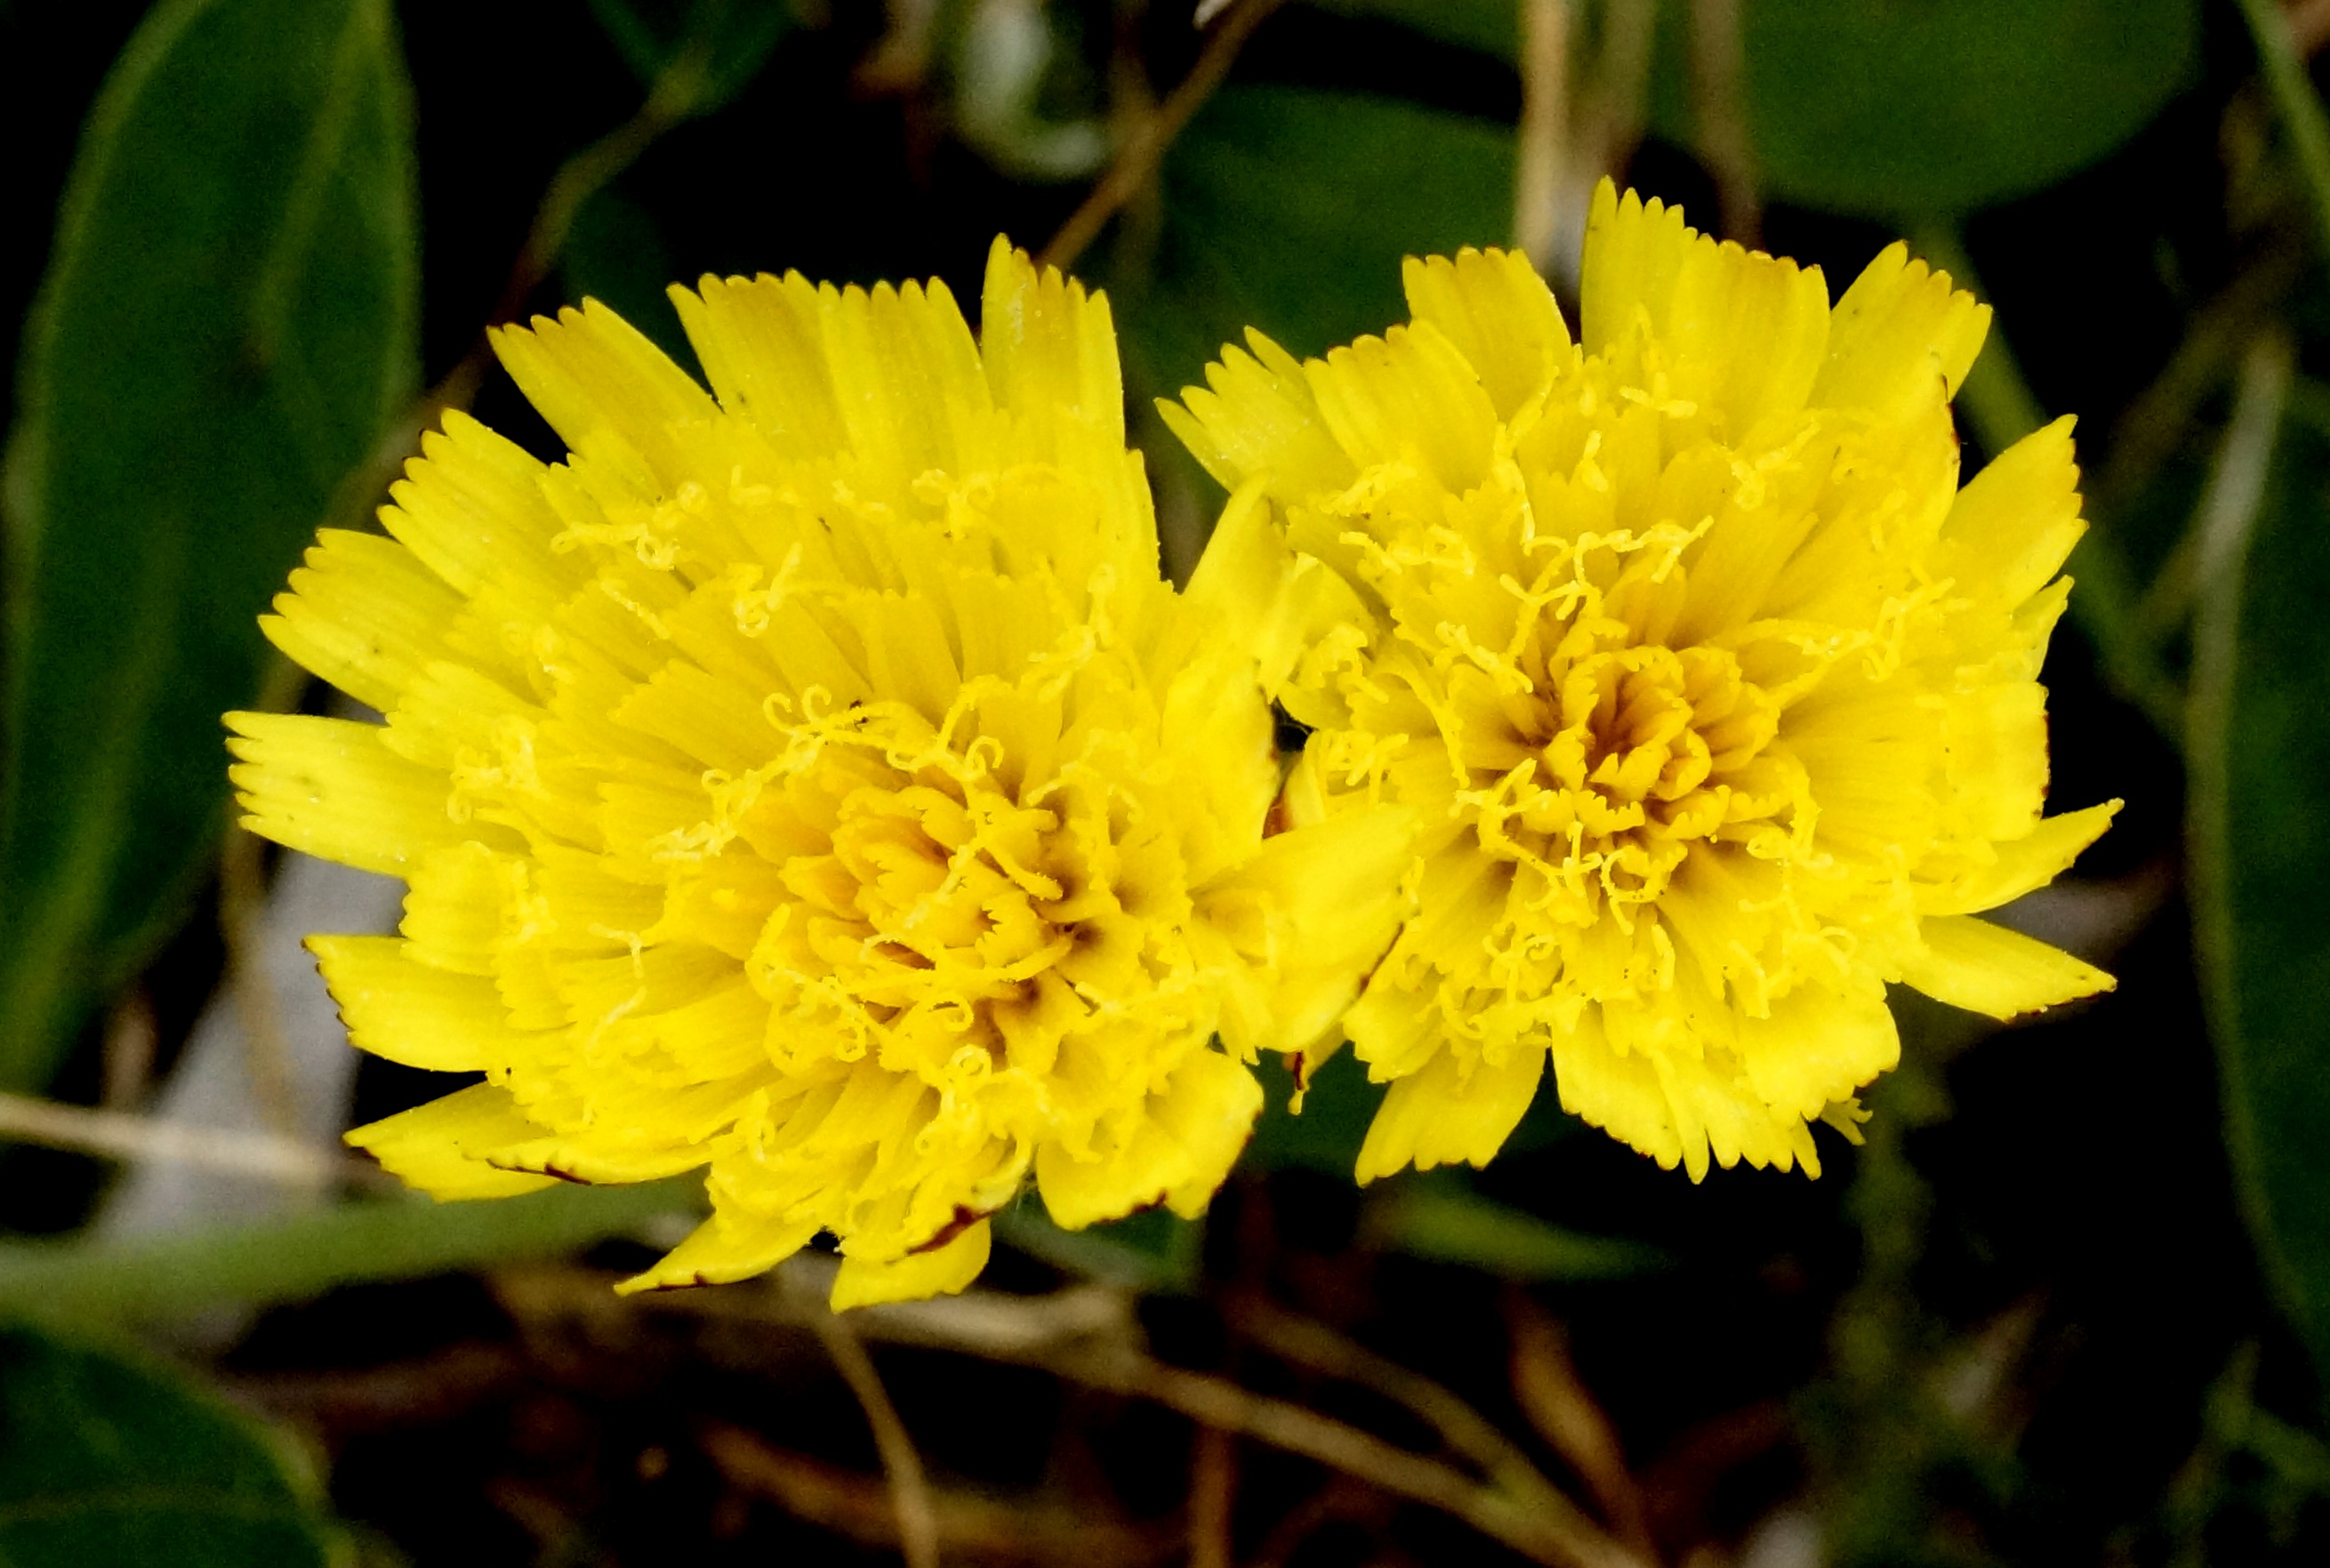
[0,1321,340,1565]
[0,0,417,1092]
[1653,0,2205,216]
[1127,83,1514,396]
[2193,373,2330,1388]
[0,1179,703,1325]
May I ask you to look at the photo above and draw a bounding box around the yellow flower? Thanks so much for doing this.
[1164,182,2118,1185]
[227,240,1410,1307]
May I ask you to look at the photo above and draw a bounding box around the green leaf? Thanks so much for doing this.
[0,1321,337,1565]
[2191,394,2330,1400]
[1364,1176,1667,1281]
[1123,84,1514,402]
[585,0,795,114]
[1245,1047,1385,1178]
[0,0,419,1090]
[996,1200,1202,1292]
[1690,0,2200,218]
[1303,0,2198,220]
[0,1179,703,1325]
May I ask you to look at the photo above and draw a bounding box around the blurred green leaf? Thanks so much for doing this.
[0,1321,338,1565]
[586,0,795,114]
[1365,1176,1666,1280]
[996,1199,1202,1292]
[1302,0,1517,61]
[1124,84,1514,400]
[0,1178,703,1325]
[2191,388,2330,1401]
[0,0,418,1090]
[1311,0,2197,220]
[1246,1047,1385,1178]
[564,187,693,365]
[1678,0,2201,218]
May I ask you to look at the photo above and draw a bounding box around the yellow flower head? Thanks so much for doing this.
[1165,182,2118,1185]
[228,240,1410,1307]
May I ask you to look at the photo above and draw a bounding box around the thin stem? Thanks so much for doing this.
[1230,1295,1609,1550]
[0,1091,362,1187]
[1188,1423,1237,1568]
[2138,335,2293,638]
[811,1311,940,1568]
[218,821,302,1142]
[1039,0,1289,272]
[0,1179,703,1322]
[1514,0,1570,270]
[2238,0,2330,264]
[1072,1346,1643,1568]
[1689,0,1757,246]
[502,1258,1649,1568]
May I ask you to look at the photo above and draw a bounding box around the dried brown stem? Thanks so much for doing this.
[0,1090,380,1187]
[497,1259,1647,1567]
[703,1423,1175,1564]
[1689,0,1758,246]
[2291,0,2330,56]
[218,819,301,1142]
[1039,0,1289,272]
[1188,1422,1237,1568]
[810,1309,940,1568]
[1514,0,1571,269]
[1231,1295,1647,1568]
[1506,1291,1657,1563]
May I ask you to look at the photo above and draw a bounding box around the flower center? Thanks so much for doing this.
[1539,644,1779,844]
[741,713,1175,1082]
[1451,637,1793,919]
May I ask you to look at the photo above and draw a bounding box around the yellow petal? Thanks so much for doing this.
[1161,332,1360,503]
[1934,414,2086,613]
[226,712,460,877]
[490,298,718,478]
[830,1219,992,1310]
[1400,246,1571,420]
[1354,1037,1547,1184]
[1940,682,2051,840]
[979,235,1125,455]
[490,1135,705,1185]
[1035,1049,1262,1229]
[1816,241,1992,420]
[1202,801,1417,1057]
[1732,985,1900,1123]
[1899,914,2116,1019]
[671,270,848,456]
[1183,478,1374,697]
[1581,178,1830,436]
[820,271,994,486]
[401,841,516,976]
[345,1082,559,1200]
[382,410,575,600]
[616,1207,820,1294]
[1918,800,2121,917]
[262,529,461,712]
[1305,320,1498,495]
[1158,1050,1268,1218]
[1549,1007,1683,1171]
[309,934,532,1072]
[1579,179,1697,359]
